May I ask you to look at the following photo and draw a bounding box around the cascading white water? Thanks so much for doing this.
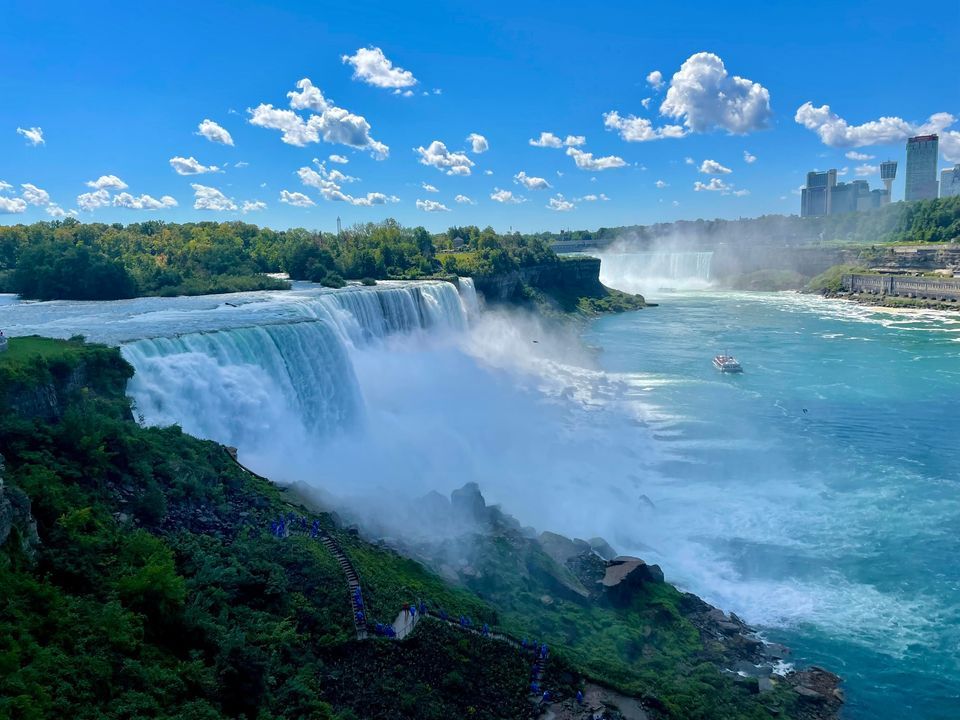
[597,251,713,293]
[122,321,363,453]
[457,277,481,317]
[0,280,472,471]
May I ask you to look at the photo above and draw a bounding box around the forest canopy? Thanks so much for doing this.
[0,219,556,300]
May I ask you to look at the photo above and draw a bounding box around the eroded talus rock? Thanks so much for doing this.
[600,555,664,605]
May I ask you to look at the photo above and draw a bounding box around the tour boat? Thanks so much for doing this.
[713,354,743,373]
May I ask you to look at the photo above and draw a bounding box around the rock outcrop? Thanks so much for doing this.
[599,555,665,606]
[0,454,40,561]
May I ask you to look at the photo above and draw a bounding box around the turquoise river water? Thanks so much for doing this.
[584,291,960,719]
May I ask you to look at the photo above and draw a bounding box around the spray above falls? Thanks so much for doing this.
[595,251,714,294]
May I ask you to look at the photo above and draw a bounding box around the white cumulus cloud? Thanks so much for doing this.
[196,119,234,146]
[169,156,220,175]
[490,188,525,204]
[941,131,960,163]
[416,198,450,212]
[655,179,668,188]
[329,154,349,164]
[547,194,574,211]
[113,192,177,210]
[455,194,475,205]
[279,190,315,207]
[192,184,238,211]
[660,52,772,134]
[16,127,44,146]
[694,178,731,192]
[855,164,879,177]
[795,104,956,149]
[45,205,76,218]
[566,147,627,171]
[298,164,396,206]
[415,140,475,175]
[467,133,489,154]
[529,132,584,148]
[0,196,27,213]
[342,47,417,89]
[699,159,732,175]
[421,182,439,193]
[646,70,664,90]
[743,150,757,163]
[603,111,686,142]
[845,150,874,161]
[86,175,128,190]
[21,183,50,206]
[249,78,388,159]
[514,171,551,190]
[242,200,267,213]
[77,189,111,211]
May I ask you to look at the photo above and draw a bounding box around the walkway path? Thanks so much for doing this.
[230,451,556,704]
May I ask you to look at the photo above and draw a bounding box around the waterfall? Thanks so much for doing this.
[115,281,467,442]
[596,251,713,293]
[122,321,362,453]
[0,278,485,473]
[457,277,481,317]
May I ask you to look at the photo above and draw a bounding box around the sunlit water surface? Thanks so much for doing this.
[584,290,960,720]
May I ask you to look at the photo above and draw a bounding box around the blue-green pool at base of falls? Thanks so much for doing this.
[583,290,960,720]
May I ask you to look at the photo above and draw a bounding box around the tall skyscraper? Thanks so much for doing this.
[941,165,960,198]
[800,170,883,216]
[801,169,837,217]
[880,160,897,203]
[905,135,939,201]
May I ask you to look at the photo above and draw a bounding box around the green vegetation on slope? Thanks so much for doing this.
[0,338,529,720]
[448,534,798,720]
[805,264,871,294]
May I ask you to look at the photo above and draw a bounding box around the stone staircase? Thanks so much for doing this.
[319,531,368,640]
[228,449,552,697]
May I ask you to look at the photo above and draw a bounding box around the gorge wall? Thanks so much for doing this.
[472,256,604,302]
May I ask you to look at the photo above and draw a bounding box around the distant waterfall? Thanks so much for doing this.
[596,251,713,293]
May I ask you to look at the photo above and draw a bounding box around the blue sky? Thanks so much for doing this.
[1,0,957,233]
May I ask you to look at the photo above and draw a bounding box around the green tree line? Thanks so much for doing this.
[0,219,558,300]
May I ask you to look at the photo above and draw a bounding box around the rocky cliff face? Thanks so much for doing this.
[0,454,40,561]
[473,257,604,302]
[3,365,88,422]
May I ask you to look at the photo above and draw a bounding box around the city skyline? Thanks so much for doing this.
[1,0,958,233]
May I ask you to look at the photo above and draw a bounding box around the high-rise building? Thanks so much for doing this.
[800,170,885,216]
[940,165,960,198]
[880,160,897,203]
[905,135,939,201]
[800,169,837,217]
